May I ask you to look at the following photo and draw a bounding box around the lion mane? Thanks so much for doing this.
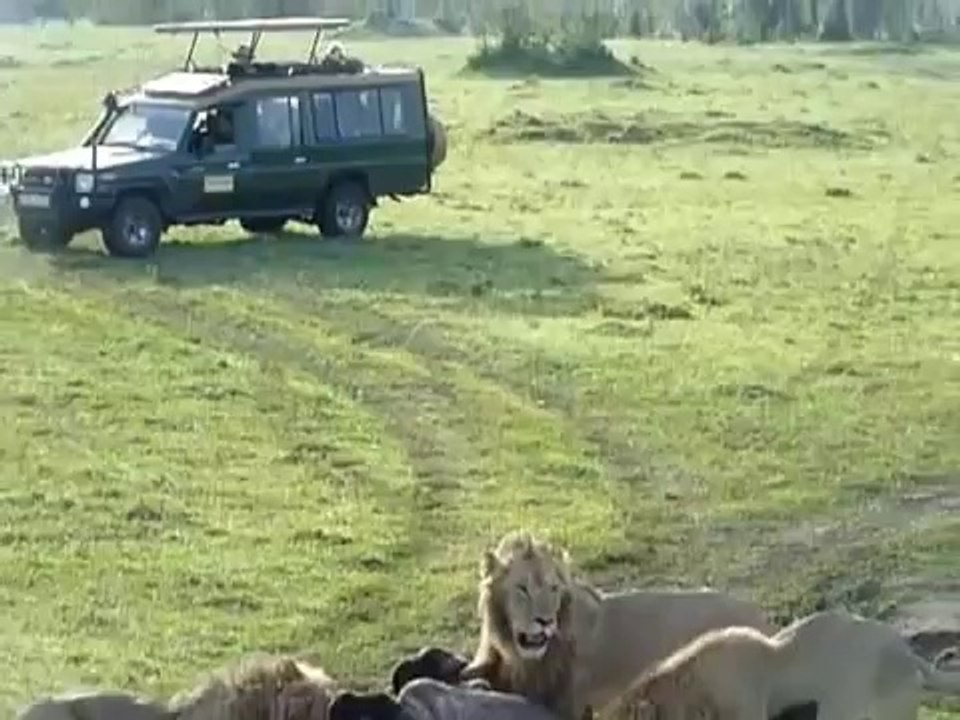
[170,653,336,720]
[460,530,600,720]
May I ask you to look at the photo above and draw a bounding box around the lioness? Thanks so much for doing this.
[616,609,960,720]
[460,530,776,720]
[16,692,173,720]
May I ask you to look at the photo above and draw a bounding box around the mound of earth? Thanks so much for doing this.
[487,109,887,150]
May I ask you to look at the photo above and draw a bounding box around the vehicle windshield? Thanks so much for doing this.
[100,103,191,152]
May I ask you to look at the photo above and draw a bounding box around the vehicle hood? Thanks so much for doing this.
[19,145,164,171]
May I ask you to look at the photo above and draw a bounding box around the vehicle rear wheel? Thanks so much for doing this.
[101,196,163,259]
[240,217,287,234]
[318,181,370,239]
[17,217,73,253]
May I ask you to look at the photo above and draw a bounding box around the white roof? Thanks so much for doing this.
[154,17,352,34]
[141,71,229,97]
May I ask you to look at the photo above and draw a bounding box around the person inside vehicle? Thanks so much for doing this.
[193,107,236,155]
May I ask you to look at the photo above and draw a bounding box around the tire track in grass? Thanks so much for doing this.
[0,285,429,693]
[79,283,627,668]
[17,280,484,673]
[253,290,701,578]
[101,283,625,540]
[92,287,473,548]
[258,293,960,604]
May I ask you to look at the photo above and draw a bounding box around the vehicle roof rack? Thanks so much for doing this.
[153,16,353,71]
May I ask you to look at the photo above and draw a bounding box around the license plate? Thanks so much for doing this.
[18,192,50,208]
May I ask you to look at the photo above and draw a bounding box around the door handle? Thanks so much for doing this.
[227,161,241,169]
[294,156,307,165]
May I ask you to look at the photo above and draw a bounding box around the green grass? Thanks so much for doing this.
[1,22,959,718]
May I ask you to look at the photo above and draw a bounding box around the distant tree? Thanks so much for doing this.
[819,0,852,39]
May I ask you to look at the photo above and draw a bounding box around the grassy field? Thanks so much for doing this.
[1,21,959,717]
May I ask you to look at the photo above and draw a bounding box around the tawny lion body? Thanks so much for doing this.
[171,653,336,720]
[16,692,172,720]
[460,530,774,720]
[616,609,960,720]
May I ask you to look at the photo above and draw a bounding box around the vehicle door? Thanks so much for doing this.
[302,86,384,193]
[245,92,315,215]
[374,81,430,193]
[169,102,263,220]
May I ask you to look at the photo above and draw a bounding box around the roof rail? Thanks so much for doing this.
[153,17,352,34]
[153,16,353,70]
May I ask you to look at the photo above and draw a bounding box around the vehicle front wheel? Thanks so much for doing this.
[318,181,370,239]
[102,196,163,259]
[240,217,287,234]
[17,217,73,253]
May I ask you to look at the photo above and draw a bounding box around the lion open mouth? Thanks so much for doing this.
[517,631,549,651]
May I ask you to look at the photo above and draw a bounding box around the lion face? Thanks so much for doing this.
[482,531,573,661]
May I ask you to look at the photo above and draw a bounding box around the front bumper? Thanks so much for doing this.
[11,186,115,234]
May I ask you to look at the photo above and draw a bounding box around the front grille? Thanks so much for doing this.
[0,163,18,191]
[21,167,68,189]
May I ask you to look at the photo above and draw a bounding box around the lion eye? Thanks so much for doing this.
[517,585,530,596]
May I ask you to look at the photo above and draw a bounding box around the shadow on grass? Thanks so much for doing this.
[48,227,599,316]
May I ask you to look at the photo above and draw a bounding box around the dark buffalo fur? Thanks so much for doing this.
[387,647,817,720]
[330,692,405,720]
[391,648,469,695]
[771,702,818,720]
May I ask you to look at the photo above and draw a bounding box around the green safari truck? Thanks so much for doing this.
[0,16,448,258]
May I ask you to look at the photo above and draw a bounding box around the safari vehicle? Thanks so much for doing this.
[0,17,448,258]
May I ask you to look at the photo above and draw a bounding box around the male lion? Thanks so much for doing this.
[460,530,776,720]
[615,609,960,720]
[460,530,599,720]
[171,652,336,720]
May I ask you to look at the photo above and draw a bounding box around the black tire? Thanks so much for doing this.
[17,217,73,253]
[240,217,287,234]
[318,180,370,239]
[101,195,163,259]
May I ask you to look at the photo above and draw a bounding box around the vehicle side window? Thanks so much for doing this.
[379,84,426,138]
[335,88,382,139]
[254,95,301,148]
[312,92,338,142]
[192,105,238,156]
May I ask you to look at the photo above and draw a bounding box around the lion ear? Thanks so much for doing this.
[481,550,502,578]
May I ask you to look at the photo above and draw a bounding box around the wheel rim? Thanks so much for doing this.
[122,213,151,247]
[335,200,363,233]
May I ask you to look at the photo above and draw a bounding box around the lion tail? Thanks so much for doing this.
[916,649,960,695]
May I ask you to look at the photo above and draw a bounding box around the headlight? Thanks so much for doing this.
[74,172,95,193]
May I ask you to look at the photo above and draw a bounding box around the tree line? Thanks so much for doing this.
[3,0,959,44]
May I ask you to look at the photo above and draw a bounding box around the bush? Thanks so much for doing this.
[466,6,632,78]
[433,12,465,34]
